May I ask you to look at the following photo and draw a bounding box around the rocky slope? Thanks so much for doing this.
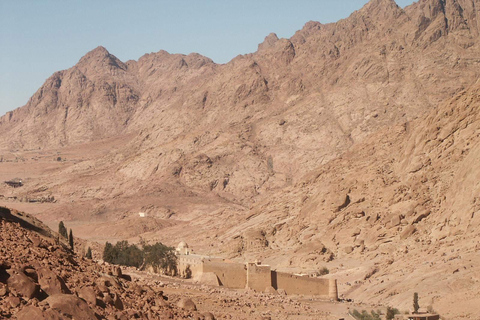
[1,0,480,318]
[0,206,219,319]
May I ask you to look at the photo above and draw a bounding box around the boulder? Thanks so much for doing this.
[37,267,71,295]
[78,286,97,306]
[22,266,38,282]
[400,225,417,239]
[6,271,39,299]
[96,275,120,289]
[344,246,354,254]
[44,294,97,320]
[16,306,64,320]
[202,312,216,320]
[177,297,197,311]
[6,296,21,307]
[0,282,8,296]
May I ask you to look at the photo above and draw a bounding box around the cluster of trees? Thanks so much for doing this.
[58,221,74,251]
[350,309,382,320]
[103,240,177,274]
[59,221,93,259]
[350,307,399,320]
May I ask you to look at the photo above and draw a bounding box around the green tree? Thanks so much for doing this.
[68,229,74,251]
[143,242,177,274]
[103,242,114,262]
[58,221,68,239]
[386,307,399,320]
[86,247,92,259]
[102,241,143,267]
[413,292,420,313]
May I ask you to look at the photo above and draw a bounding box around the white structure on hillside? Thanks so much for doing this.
[176,241,192,255]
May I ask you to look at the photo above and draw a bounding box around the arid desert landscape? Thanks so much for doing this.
[2,0,480,319]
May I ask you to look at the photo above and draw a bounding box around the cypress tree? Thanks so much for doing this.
[86,247,92,259]
[69,229,74,251]
[58,221,68,239]
[413,292,420,313]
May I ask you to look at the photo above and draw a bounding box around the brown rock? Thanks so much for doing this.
[78,286,97,306]
[0,282,8,296]
[389,215,401,228]
[37,267,71,295]
[28,235,42,248]
[400,225,417,240]
[96,275,120,289]
[344,246,354,254]
[413,210,431,224]
[202,312,216,320]
[6,271,39,299]
[6,296,21,307]
[155,298,169,307]
[177,297,197,311]
[44,294,97,320]
[103,293,114,306]
[22,266,38,282]
[16,306,44,320]
[16,306,63,320]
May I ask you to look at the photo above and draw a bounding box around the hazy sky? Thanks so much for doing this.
[0,0,415,115]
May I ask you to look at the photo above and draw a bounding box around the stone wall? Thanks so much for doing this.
[178,255,203,278]
[176,253,338,299]
[273,271,332,297]
[246,263,272,292]
[202,259,247,289]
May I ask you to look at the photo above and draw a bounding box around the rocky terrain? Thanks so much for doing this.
[1,0,480,318]
[0,206,361,319]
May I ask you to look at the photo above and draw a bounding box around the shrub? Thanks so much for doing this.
[318,267,329,275]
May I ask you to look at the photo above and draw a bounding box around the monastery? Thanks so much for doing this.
[175,242,338,300]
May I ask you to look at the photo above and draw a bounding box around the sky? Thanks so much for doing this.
[0,0,415,116]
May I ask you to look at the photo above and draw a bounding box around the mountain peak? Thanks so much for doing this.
[80,46,110,61]
[77,46,126,72]
[360,0,402,16]
[258,33,279,51]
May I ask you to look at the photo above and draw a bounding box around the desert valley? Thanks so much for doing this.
[1,0,480,319]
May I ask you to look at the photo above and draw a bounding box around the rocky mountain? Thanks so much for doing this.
[1,0,480,317]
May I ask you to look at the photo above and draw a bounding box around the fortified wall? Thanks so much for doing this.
[176,242,338,300]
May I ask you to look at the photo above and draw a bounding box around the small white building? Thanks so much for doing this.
[176,241,192,255]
